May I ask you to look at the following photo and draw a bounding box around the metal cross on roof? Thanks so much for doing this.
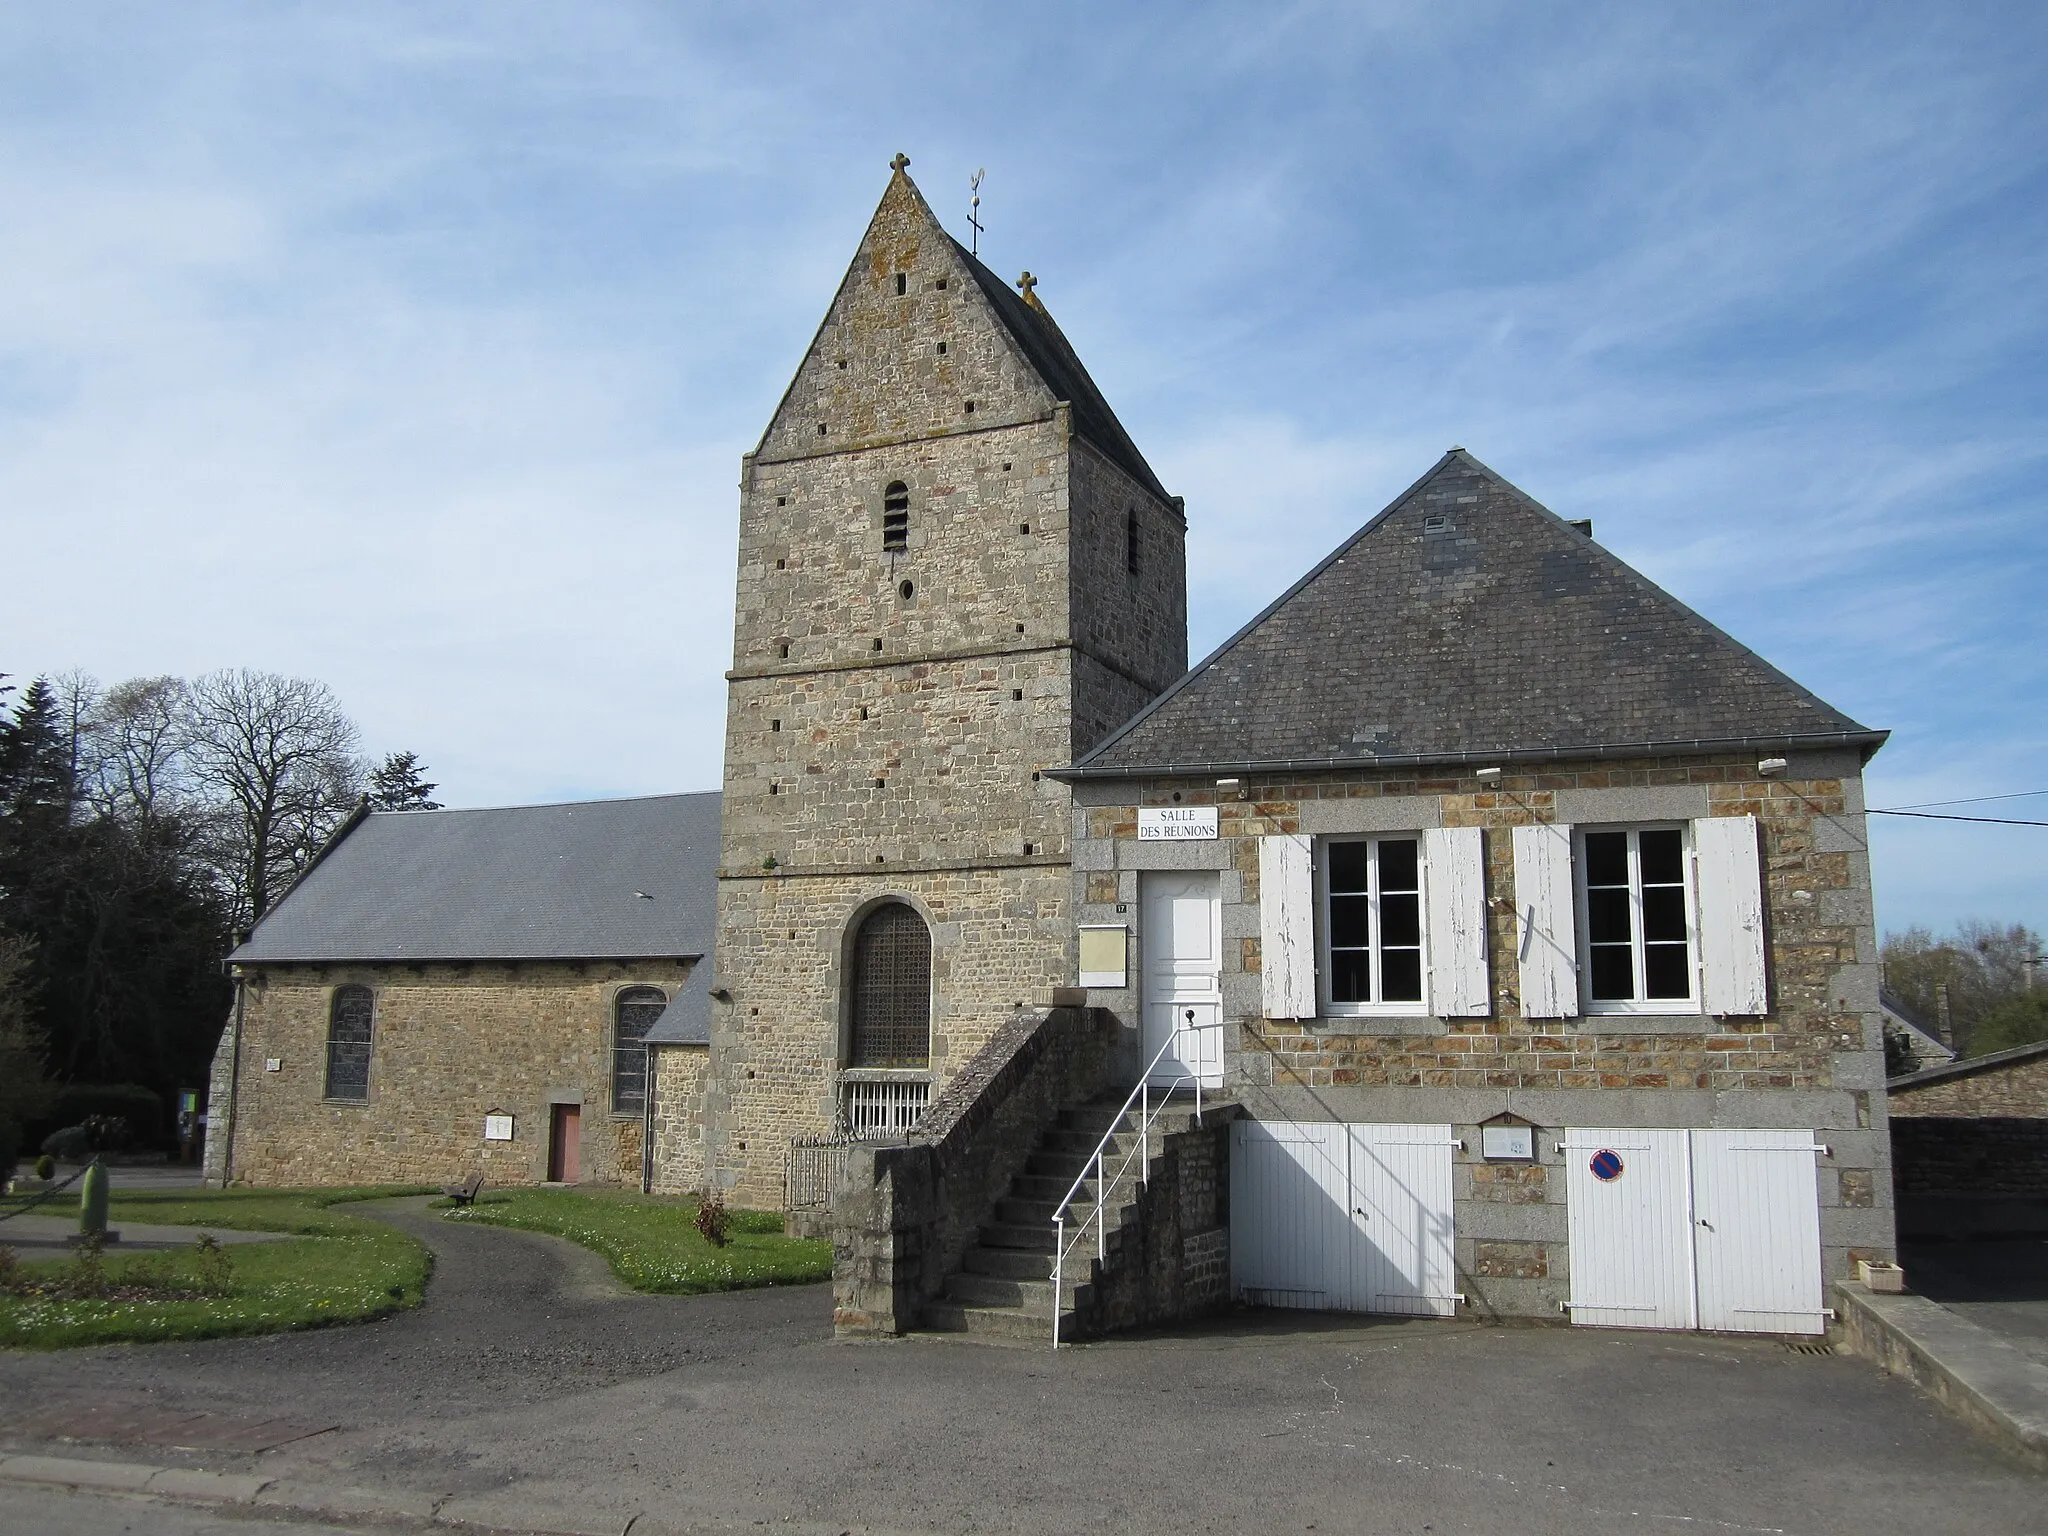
[890,152,910,173]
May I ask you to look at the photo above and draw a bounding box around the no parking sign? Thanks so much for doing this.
[1589,1148,1625,1182]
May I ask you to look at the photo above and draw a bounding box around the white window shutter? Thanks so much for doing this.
[1423,827,1490,1016]
[1512,822,1579,1019]
[1259,834,1317,1020]
[1695,815,1768,1015]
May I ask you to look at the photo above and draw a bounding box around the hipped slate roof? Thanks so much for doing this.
[232,792,721,964]
[1062,451,1885,777]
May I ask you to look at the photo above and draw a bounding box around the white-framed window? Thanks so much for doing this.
[1513,813,1768,1021]
[1319,836,1427,1014]
[1261,826,1490,1023]
[1575,824,1698,1014]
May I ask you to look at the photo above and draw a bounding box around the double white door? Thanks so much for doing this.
[1230,1120,1458,1316]
[1141,871,1222,1088]
[1565,1129,1826,1335]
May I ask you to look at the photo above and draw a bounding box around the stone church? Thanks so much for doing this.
[214,158,1897,1339]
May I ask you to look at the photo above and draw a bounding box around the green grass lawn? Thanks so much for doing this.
[440,1187,831,1293]
[0,1186,434,1350]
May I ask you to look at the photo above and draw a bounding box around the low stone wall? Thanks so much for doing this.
[833,1005,1120,1337]
[1892,1118,2048,1198]
[1068,1109,1236,1337]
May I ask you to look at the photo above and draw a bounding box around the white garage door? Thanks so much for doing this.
[1564,1128,1826,1335]
[1231,1121,1458,1316]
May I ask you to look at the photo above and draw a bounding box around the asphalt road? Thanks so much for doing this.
[2,1200,2042,1536]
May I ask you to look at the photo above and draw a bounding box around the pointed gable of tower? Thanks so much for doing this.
[755,159,1167,499]
[1066,450,1885,775]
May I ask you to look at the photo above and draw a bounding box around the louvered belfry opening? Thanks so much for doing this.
[848,901,931,1068]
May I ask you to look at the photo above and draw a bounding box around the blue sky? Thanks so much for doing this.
[2,3,2043,938]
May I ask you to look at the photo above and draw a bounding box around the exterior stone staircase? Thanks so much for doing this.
[921,1092,1210,1342]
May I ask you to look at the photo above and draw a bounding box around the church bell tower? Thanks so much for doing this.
[702,156,1187,1206]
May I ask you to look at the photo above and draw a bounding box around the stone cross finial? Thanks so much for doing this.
[1017,271,1037,296]
[890,152,910,173]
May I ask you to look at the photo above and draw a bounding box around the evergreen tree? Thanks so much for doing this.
[367,750,442,811]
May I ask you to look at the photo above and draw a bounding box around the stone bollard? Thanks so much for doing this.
[75,1158,119,1244]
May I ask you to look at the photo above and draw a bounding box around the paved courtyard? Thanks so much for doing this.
[1,1203,2041,1535]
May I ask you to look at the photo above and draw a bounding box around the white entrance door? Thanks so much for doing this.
[1565,1128,1826,1335]
[1230,1120,1457,1316]
[1141,871,1222,1088]
[1564,1129,1696,1330]
[1691,1131,1826,1334]
[1350,1124,1459,1316]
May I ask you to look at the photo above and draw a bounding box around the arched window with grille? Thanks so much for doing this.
[847,902,931,1068]
[324,985,374,1101]
[882,482,910,553]
[612,986,668,1115]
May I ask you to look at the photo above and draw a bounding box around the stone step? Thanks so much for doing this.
[1010,1171,1096,1202]
[980,1220,1058,1252]
[945,1271,1085,1309]
[920,1301,1054,1342]
[962,1245,1053,1280]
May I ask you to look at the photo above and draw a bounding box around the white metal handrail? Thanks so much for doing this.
[1050,1011,1213,1347]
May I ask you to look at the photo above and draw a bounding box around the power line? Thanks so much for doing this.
[1874,789,2048,812]
[1870,809,2048,827]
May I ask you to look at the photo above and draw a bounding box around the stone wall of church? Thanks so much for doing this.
[706,863,1074,1210]
[219,960,693,1189]
[648,1043,710,1197]
[1067,747,1894,1315]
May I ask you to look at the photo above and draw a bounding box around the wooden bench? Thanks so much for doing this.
[440,1171,484,1208]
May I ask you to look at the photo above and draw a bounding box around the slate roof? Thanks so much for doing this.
[1888,1037,2048,1092]
[232,792,721,963]
[950,238,1171,504]
[1062,450,1885,777]
[644,967,715,1047]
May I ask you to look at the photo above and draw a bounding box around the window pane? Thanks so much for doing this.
[1586,887,1633,945]
[1638,828,1684,886]
[1641,886,1687,944]
[1589,944,1635,1001]
[1380,892,1420,949]
[1645,942,1691,999]
[1328,841,1371,895]
[1329,893,1372,949]
[325,987,373,1101]
[1381,948,1423,1003]
[1377,838,1418,893]
[1330,949,1372,1004]
[1583,831,1629,887]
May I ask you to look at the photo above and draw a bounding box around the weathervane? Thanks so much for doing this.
[969,168,985,257]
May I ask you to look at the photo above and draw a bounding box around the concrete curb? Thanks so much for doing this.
[1833,1280,2048,1472]
[0,1454,929,1535]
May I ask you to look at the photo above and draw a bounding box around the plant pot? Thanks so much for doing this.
[1857,1259,1906,1293]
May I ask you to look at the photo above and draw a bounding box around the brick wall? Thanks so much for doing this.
[221,960,693,1188]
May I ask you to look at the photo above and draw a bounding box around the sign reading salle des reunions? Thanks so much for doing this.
[1138,806,1218,841]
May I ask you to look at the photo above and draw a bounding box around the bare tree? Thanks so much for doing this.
[80,676,192,828]
[182,670,363,925]
[1882,919,2046,1056]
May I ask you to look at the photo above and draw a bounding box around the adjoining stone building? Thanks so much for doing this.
[686,159,1187,1209]
[1043,449,1896,1331]
[1887,1039,2048,1240]
[209,793,718,1189]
